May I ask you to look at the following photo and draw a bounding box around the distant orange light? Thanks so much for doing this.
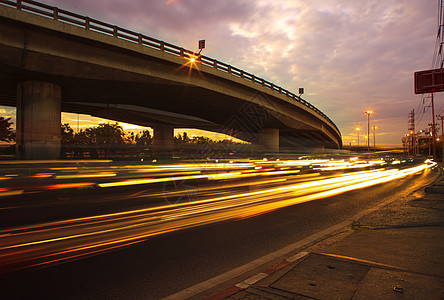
[45,182,95,190]
[30,173,54,178]
[190,57,196,63]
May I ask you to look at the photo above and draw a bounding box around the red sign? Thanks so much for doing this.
[414,68,444,94]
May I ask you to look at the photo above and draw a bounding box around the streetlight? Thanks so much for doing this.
[366,110,373,151]
[372,126,377,151]
[356,127,360,147]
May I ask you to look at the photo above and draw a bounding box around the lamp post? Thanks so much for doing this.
[372,126,377,151]
[356,127,360,147]
[366,110,373,152]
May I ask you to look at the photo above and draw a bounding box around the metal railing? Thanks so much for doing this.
[0,0,339,134]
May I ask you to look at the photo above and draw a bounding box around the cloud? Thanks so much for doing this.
[34,0,439,146]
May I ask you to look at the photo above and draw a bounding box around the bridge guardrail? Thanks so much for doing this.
[0,0,340,135]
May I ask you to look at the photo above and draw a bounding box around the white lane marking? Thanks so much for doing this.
[235,272,268,289]
[287,251,309,263]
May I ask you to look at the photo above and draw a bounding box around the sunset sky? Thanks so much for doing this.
[1,0,442,146]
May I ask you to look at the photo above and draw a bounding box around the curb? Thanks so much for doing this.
[206,252,309,300]
[163,167,443,300]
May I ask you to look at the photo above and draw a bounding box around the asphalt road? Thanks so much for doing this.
[0,164,438,299]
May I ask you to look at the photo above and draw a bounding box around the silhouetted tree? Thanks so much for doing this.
[126,131,135,144]
[86,123,125,145]
[0,117,15,142]
[135,130,152,146]
[73,129,90,145]
[61,123,74,144]
[191,136,211,144]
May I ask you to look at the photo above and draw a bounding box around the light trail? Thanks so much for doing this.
[54,172,117,179]
[0,159,436,274]
[0,160,436,272]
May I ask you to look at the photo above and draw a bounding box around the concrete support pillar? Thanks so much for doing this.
[16,81,61,160]
[315,144,325,153]
[252,128,279,154]
[153,125,174,158]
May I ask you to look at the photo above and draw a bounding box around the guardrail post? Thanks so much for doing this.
[113,26,118,37]
[213,60,217,69]
[53,7,58,21]
[138,34,142,45]
[180,48,184,57]
[160,41,165,51]
[261,79,266,86]
[85,17,90,30]
[17,0,22,10]
[240,71,244,78]
[227,65,231,74]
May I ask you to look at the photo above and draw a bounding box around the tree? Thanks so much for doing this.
[73,129,91,145]
[135,130,152,146]
[0,117,15,142]
[85,123,126,145]
[125,131,135,144]
[61,123,74,144]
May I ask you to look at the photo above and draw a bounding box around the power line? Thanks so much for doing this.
[414,0,444,139]
[432,0,444,68]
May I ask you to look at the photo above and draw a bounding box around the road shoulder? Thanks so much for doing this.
[196,169,444,300]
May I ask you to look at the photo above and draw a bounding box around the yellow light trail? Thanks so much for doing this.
[0,160,436,274]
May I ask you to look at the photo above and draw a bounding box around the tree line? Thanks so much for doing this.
[61,123,240,145]
[60,123,245,159]
[0,119,246,158]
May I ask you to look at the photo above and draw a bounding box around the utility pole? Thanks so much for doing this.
[408,110,415,155]
[437,114,444,162]
[428,123,436,157]
[437,114,444,138]
[431,93,437,159]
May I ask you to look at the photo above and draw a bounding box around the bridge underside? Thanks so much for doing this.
[0,9,341,159]
[0,75,339,159]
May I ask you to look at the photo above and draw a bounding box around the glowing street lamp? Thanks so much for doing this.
[366,110,373,151]
[356,127,361,146]
[184,39,205,69]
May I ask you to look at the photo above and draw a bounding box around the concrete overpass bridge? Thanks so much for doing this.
[0,0,342,159]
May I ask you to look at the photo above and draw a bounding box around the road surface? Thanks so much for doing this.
[0,157,438,299]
